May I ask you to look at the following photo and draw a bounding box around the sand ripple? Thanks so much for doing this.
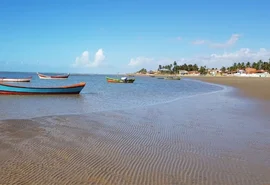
[0,93,270,185]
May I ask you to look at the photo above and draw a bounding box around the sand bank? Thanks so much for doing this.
[184,76,270,101]
[0,88,269,185]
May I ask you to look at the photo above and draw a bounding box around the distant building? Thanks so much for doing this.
[245,68,257,74]
[160,68,170,72]
[179,70,188,75]
[188,71,200,75]
[209,69,221,76]
[237,69,245,74]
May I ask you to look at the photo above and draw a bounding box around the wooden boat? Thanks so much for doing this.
[106,77,135,83]
[0,82,86,95]
[37,72,70,79]
[164,76,181,80]
[0,77,32,82]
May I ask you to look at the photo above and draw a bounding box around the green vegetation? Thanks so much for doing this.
[158,61,199,74]
[137,68,147,74]
[198,66,207,75]
[224,60,270,72]
[156,59,270,75]
[136,59,270,75]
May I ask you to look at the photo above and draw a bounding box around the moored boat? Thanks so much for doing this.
[0,82,86,95]
[0,77,32,82]
[106,77,135,83]
[164,76,181,80]
[37,72,70,79]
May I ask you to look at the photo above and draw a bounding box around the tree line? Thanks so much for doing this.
[157,61,209,75]
[136,59,270,75]
[220,59,270,73]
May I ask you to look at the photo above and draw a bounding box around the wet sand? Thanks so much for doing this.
[184,76,270,101]
[0,86,270,185]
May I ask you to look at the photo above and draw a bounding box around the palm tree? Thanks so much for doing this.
[187,64,193,71]
[221,66,226,73]
[241,62,245,69]
[173,61,178,74]
[199,66,207,75]
[252,62,258,69]
[246,62,251,68]
[233,63,237,71]
[193,64,199,71]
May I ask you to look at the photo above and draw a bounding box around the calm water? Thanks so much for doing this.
[0,72,223,120]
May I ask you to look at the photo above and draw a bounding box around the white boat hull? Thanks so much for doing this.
[0,78,31,82]
[37,73,70,80]
[38,76,68,80]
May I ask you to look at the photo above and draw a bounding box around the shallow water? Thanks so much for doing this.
[0,84,269,185]
[0,72,223,120]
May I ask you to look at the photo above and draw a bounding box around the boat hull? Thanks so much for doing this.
[106,77,135,83]
[164,76,181,80]
[0,82,86,95]
[0,77,32,82]
[37,73,70,80]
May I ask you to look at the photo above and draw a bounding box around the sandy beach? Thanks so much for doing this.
[0,81,270,185]
[184,76,270,101]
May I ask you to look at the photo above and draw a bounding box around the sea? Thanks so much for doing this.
[0,72,223,120]
[1,72,270,185]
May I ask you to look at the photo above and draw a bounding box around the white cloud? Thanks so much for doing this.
[176,36,182,41]
[94,49,105,66]
[210,34,240,48]
[177,48,270,68]
[73,49,105,68]
[192,40,206,45]
[128,57,154,67]
[128,48,270,70]
[192,34,241,49]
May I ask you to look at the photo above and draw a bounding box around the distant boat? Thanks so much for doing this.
[37,72,70,79]
[0,82,86,95]
[106,77,135,83]
[0,77,32,82]
[164,76,181,80]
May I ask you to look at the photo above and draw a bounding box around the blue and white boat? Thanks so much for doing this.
[0,82,86,95]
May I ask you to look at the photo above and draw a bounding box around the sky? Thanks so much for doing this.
[0,0,270,74]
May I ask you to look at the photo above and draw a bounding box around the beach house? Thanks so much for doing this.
[179,70,188,75]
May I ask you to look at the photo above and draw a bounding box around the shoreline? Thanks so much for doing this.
[183,76,270,101]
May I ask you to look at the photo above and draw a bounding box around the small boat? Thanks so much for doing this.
[156,77,164,79]
[106,77,135,83]
[37,72,70,79]
[0,77,32,82]
[164,76,181,80]
[0,82,86,95]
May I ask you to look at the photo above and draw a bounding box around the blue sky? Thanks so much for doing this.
[0,0,270,74]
